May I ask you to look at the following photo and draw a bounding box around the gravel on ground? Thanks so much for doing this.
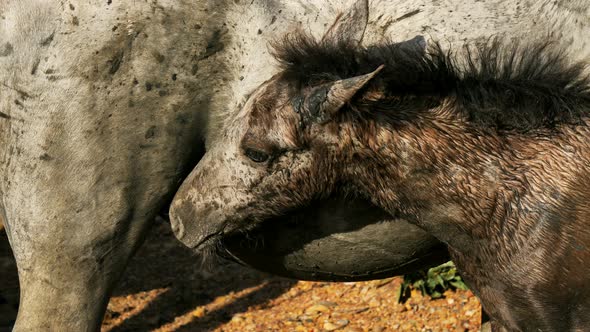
[0,219,482,332]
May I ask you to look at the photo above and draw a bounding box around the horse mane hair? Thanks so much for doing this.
[271,31,590,132]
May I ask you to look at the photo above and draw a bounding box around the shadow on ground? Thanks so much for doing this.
[104,218,296,331]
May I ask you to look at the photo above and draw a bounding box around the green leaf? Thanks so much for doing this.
[430,291,443,299]
[450,280,469,290]
[436,275,445,288]
[397,261,471,303]
[426,278,437,291]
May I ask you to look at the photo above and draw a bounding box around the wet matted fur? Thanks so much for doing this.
[272,32,590,133]
[260,32,590,331]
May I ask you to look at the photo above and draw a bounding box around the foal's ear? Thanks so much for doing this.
[321,0,369,45]
[305,65,384,124]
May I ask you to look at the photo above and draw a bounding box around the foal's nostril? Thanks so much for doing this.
[168,189,232,249]
[169,200,188,240]
[169,214,185,239]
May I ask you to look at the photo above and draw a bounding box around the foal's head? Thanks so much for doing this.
[169,2,590,251]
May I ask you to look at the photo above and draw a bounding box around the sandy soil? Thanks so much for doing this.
[0,219,481,332]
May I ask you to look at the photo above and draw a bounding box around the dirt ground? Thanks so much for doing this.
[0,219,482,332]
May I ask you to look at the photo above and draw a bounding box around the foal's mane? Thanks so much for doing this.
[271,32,590,132]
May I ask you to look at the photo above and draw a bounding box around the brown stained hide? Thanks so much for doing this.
[271,38,590,330]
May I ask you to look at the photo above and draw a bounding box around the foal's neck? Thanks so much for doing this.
[346,114,562,254]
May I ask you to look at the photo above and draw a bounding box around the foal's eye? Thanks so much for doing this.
[244,148,270,163]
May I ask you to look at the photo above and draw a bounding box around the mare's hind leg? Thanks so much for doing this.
[3,190,159,332]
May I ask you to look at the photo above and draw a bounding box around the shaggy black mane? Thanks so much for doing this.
[271,32,590,132]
